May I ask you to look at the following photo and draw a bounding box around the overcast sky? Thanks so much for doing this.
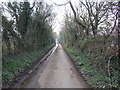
[44,0,118,35]
[44,0,68,35]
[44,0,78,35]
[1,0,118,35]
[1,0,79,35]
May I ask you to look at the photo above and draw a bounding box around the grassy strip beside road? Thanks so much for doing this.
[64,45,118,88]
[2,44,55,88]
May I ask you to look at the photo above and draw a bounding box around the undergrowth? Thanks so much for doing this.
[64,45,119,88]
[2,44,55,88]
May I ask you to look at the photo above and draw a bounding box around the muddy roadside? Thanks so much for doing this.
[5,45,56,88]
[62,45,92,88]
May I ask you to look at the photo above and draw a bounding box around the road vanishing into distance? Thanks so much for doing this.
[17,44,89,88]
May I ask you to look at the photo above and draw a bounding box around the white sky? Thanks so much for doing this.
[44,0,118,35]
[1,0,118,35]
[0,0,79,35]
[44,0,77,35]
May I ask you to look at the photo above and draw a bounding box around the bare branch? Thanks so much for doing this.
[68,1,86,28]
[53,2,68,7]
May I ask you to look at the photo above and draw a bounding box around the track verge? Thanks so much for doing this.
[62,45,91,88]
[11,44,58,88]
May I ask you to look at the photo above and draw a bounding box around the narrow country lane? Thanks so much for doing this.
[19,44,89,88]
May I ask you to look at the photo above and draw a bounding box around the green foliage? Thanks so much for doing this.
[2,1,55,55]
[64,46,119,88]
[2,1,56,87]
[2,44,55,87]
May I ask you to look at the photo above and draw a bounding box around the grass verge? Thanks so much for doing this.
[2,44,55,88]
[63,45,119,88]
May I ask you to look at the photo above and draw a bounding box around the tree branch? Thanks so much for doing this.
[68,1,86,28]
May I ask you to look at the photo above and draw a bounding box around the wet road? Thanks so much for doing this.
[20,44,88,88]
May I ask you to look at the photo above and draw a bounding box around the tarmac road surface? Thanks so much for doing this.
[19,44,89,88]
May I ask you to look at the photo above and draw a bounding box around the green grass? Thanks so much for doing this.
[64,45,119,88]
[2,44,55,88]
